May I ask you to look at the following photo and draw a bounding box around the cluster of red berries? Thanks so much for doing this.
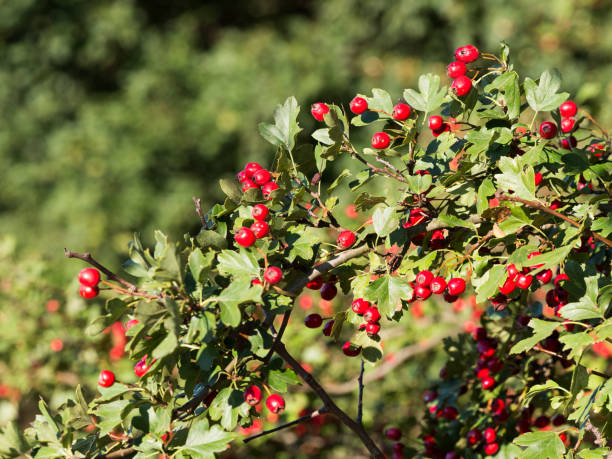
[78,267,101,299]
[539,100,579,150]
[410,270,466,304]
[354,298,382,338]
[305,274,338,301]
[234,203,271,248]
[235,162,279,198]
[447,45,478,97]
[244,385,285,414]
[384,427,405,459]
[427,115,451,137]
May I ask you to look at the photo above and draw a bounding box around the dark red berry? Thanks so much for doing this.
[539,121,558,139]
[385,427,402,441]
[79,268,101,287]
[98,370,115,387]
[474,327,487,341]
[79,285,99,299]
[447,278,466,296]
[467,429,482,445]
[442,291,459,303]
[560,136,577,150]
[264,266,283,284]
[455,45,479,63]
[337,230,356,249]
[306,276,323,290]
[252,204,270,221]
[559,100,577,118]
[250,221,269,239]
[428,115,443,131]
[266,394,285,413]
[447,61,466,78]
[554,273,569,286]
[393,442,405,453]
[363,307,381,323]
[350,97,368,115]
[351,298,370,315]
[320,283,337,301]
[235,227,256,247]
[550,199,562,210]
[322,320,334,336]
[482,376,496,390]
[252,169,272,186]
[371,132,390,149]
[311,103,329,121]
[244,385,262,405]
[236,170,248,183]
[536,269,552,284]
[430,277,447,294]
[304,313,323,328]
[432,123,450,137]
[442,406,458,420]
[534,415,550,428]
[134,359,151,377]
[552,414,565,426]
[393,103,411,121]
[451,75,472,96]
[342,341,361,357]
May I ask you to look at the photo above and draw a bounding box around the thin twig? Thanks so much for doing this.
[533,346,609,379]
[243,406,327,443]
[193,196,207,227]
[356,359,365,425]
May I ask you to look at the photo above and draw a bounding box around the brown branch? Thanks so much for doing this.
[496,193,612,248]
[304,186,341,229]
[243,406,327,443]
[273,341,385,458]
[193,196,206,227]
[533,345,609,379]
[64,249,162,299]
[356,359,365,425]
[97,447,135,458]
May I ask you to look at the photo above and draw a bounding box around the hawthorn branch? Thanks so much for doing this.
[356,359,365,425]
[243,406,327,443]
[193,196,207,227]
[64,249,162,299]
[273,341,385,458]
[496,193,612,248]
[533,345,609,379]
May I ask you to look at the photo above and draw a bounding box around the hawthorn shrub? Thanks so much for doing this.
[3,43,611,458]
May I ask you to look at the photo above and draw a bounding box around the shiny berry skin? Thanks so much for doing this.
[393,103,411,121]
[234,227,256,247]
[432,123,450,137]
[134,359,150,378]
[266,394,285,414]
[416,270,434,287]
[264,266,283,284]
[451,75,472,96]
[261,181,279,200]
[236,170,248,183]
[350,97,368,114]
[554,273,569,286]
[447,278,466,296]
[443,290,459,303]
[304,313,323,328]
[516,274,533,289]
[241,179,258,192]
[385,427,402,441]
[561,117,575,133]
[244,163,262,179]
[550,199,562,210]
[455,45,479,63]
[79,284,99,299]
[371,132,390,149]
[342,341,361,357]
[539,121,558,139]
[483,442,499,456]
[363,307,381,323]
[534,171,543,186]
[252,169,272,186]
[507,263,519,280]
[467,429,482,445]
[428,115,443,130]
[536,269,552,284]
[306,276,323,290]
[320,282,337,300]
[337,230,356,249]
[415,284,432,300]
[430,277,447,294]
[484,428,496,443]
[560,135,577,150]
[98,370,115,388]
[559,100,577,118]
[79,268,101,287]
[365,322,380,335]
[251,204,270,221]
[244,385,262,405]
[322,320,334,336]
[250,221,269,239]
[499,277,516,295]
[447,60,466,78]
[311,103,329,121]
[442,406,458,420]
[351,298,370,315]
[482,376,496,390]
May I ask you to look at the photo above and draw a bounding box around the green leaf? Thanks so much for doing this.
[196,230,228,251]
[284,226,327,262]
[477,179,496,215]
[559,333,595,360]
[219,178,242,204]
[403,74,447,113]
[354,192,386,211]
[522,246,573,272]
[367,88,394,114]
[510,319,559,354]
[215,278,262,327]
[406,173,432,194]
[473,264,506,303]
[513,430,565,459]
[436,214,477,230]
[217,249,260,279]
[592,216,612,238]
[494,156,536,200]
[328,169,351,192]
[504,71,521,119]
[578,449,611,459]
[523,380,569,407]
[153,329,178,359]
[189,248,215,282]
[364,276,412,317]
[258,96,302,152]
[0,422,31,458]
[182,418,238,458]
[352,332,383,362]
[524,70,569,112]
[94,382,136,403]
[267,369,300,392]
[372,206,399,238]
[560,297,603,321]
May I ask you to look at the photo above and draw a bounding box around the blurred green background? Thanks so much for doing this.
[1,0,612,455]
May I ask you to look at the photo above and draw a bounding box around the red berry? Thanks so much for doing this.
[560,117,575,133]
[385,427,402,441]
[447,278,466,296]
[483,442,499,456]
[447,61,467,78]
[560,136,577,150]
[445,453,459,459]
[393,442,405,453]
[499,277,516,295]
[559,100,577,118]
[363,306,381,323]
[252,204,270,221]
[393,103,411,121]
[442,406,458,420]
[342,341,361,357]
[351,298,370,315]
[432,123,450,137]
[235,227,256,247]
[559,432,568,444]
[264,266,283,284]
[534,415,550,428]
[311,103,329,121]
[244,385,262,405]
[536,269,552,284]
[534,172,543,186]
[304,313,323,328]
[236,170,248,183]
[552,414,565,426]
[250,221,269,239]
[455,45,479,63]
[365,322,380,336]
[98,370,115,388]
[79,268,101,287]
[416,270,434,287]
[126,319,139,330]
[79,284,99,299]
[337,230,356,249]
[415,284,432,300]
[306,276,323,290]
[482,376,496,390]
[241,180,258,192]
[244,163,262,179]
[350,97,368,115]
[554,273,569,286]
[134,359,150,378]
[443,290,459,303]
[266,394,285,414]
[451,75,472,96]
[261,181,279,200]
[539,121,558,139]
[550,199,562,210]
[507,264,519,280]
[322,320,334,336]
[428,115,443,130]
[516,274,533,289]
[371,132,390,149]
[467,428,482,445]
[430,277,447,294]
[484,428,496,443]
[252,169,272,186]
[320,282,337,300]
